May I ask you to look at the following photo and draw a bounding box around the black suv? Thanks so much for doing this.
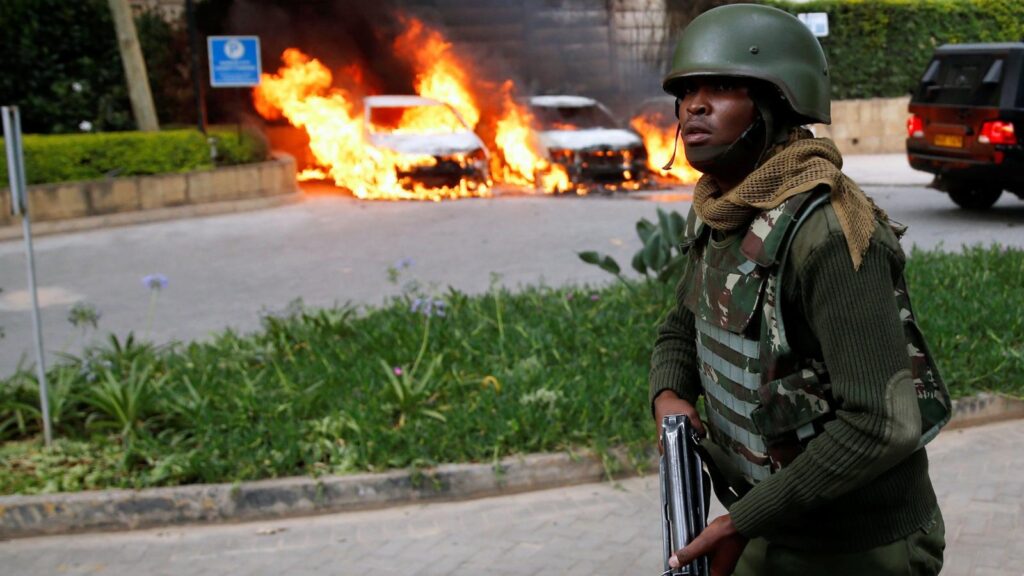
[907,43,1024,209]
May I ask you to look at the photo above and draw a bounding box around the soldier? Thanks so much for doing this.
[650,4,948,575]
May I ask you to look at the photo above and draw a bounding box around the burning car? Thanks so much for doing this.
[629,96,703,184]
[364,95,491,193]
[526,95,648,187]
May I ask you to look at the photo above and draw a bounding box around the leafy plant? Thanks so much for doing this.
[380,357,447,429]
[579,207,688,285]
[300,413,362,475]
[0,377,39,441]
[81,359,168,441]
[67,302,101,331]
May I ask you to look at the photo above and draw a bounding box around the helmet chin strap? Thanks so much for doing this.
[662,123,683,171]
[663,97,784,176]
[684,114,765,174]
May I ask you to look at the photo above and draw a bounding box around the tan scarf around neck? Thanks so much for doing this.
[693,129,887,270]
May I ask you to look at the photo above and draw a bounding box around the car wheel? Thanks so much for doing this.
[947,183,1003,210]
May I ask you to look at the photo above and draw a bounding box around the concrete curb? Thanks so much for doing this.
[0,192,304,242]
[1,393,1020,539]
[945,392,1024,430]
[0,448,643,539]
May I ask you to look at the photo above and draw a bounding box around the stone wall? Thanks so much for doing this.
[0,156,297,227]
[815,96,911,156]
[399,0,673,110]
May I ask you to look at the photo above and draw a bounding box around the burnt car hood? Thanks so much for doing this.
[367,131,483,156]
[539,128,642,152]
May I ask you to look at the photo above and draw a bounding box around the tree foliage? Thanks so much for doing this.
[767,0,1024,100]
[0,0,193,134]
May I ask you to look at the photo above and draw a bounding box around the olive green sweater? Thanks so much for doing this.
[649,205,939,551]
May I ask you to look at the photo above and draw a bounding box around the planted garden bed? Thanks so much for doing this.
[1,246,1021,495]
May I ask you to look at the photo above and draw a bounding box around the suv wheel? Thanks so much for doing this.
[947,183,1003,210]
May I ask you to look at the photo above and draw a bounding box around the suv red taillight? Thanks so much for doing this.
[978,121,1017,145]
[907,114,924,138]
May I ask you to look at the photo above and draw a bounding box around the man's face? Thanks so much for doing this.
[677,77,757,170]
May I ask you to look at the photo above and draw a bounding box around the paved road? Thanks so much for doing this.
[1,156,1022,373]
[2,418,1021,575]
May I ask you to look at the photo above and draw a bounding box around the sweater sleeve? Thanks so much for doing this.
[649,277,702,414]
[728,231,922,538]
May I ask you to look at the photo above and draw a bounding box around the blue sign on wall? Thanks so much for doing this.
[208,36,261,88]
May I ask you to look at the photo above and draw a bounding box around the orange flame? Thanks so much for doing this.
[630,114,702,184]
[253,49,488,201]
[394,18,480,130]
[254,18,581,199]
[492,82,571,193]
[393,20,569,194]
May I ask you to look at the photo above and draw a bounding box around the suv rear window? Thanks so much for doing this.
[913,54,1003,107]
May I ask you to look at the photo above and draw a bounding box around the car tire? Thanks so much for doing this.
[947,183,1003,210]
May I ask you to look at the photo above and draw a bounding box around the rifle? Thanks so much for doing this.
[660,414,710,576]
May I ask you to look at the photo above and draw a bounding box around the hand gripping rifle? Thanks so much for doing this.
[660,414,710,576]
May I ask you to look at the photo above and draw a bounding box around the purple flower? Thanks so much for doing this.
[590,294,600,302]
[410,298,425,313]
[141,274,168,291]
[395,257,414,270]
[410,298,446,318]
[566,293,574,301]
[393,366,403,376]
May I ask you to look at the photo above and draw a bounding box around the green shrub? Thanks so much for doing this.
[208,126,271,166]
[0,130,212,185]
[0,127,271,186]
[767,0,1024,99]
[0,246,1020,494]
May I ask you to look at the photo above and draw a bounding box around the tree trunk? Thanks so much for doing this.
[108,0,160,131]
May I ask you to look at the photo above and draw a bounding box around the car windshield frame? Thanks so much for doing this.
[367,104,468,135]
[529,104,619,131]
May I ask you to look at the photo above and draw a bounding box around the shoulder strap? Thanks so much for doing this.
[740,192,818,267]
[770,192,832,358]
[679,205,709,254]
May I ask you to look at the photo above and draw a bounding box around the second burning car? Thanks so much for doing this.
[527,95,648,187]
[364,95,491,192]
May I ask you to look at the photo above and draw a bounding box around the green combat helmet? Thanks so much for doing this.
[663,3,831,125]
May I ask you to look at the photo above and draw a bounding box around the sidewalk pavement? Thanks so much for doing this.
[842,153,934,187]
[2,418,1021,576]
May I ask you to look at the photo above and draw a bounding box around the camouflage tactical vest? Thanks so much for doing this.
[679,192,951,489]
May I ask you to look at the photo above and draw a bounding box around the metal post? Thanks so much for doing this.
[186,0,208,134]
[2,106,52,447]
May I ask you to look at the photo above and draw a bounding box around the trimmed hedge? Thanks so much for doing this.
[209,126,271,167]
[768,0,1024,100]
[0,127,269,186]
[0,130,209,185]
